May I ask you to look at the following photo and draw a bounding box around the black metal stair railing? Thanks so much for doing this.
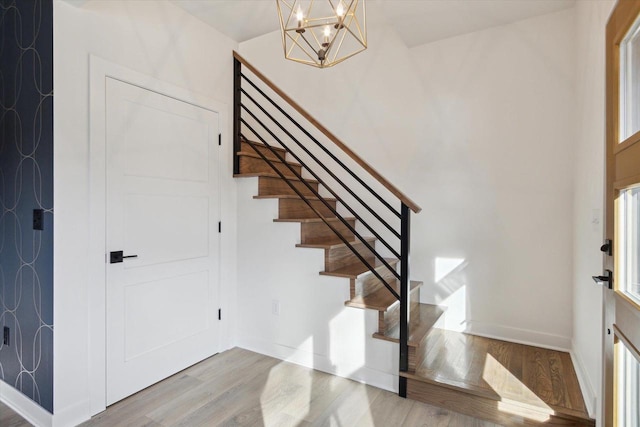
[233,51,421,397]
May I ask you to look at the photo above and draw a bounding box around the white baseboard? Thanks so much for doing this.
[237,338,398,393]
[0,380,53,427]
[52,400,92,427]
[465,321,572,351]
[569,347,597,420]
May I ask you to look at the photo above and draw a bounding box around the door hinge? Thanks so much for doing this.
[218,308,222,320]
[218,133,222,146]
[218,221,221,233]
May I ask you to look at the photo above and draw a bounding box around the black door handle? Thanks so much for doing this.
[592,269,613,289]
[110,251,138,264]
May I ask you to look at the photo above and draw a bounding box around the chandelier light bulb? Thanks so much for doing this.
[295,6,305,33]
[323,25,331,46]
[337,3,344,18]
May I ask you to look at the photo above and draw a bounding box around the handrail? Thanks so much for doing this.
[232,51,422,214]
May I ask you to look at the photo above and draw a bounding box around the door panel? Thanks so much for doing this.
[124,194,210,266]
[105,77,220,405]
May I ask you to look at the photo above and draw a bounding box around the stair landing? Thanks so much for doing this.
[403,328,595,426]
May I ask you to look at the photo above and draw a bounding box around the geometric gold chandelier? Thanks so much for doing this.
[276,0,367,68]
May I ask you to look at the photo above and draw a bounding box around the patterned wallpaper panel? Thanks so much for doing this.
[0,0,54,413]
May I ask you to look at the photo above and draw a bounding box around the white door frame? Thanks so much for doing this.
[88,56,228,415]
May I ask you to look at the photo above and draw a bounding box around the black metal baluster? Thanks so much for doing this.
[233,57,242,175]
[399,203,410,398]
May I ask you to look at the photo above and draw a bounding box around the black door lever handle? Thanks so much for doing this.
[592,269,613,289]
[110,251,138,264]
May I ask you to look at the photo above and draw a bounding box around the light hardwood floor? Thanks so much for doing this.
[2,347,501,426]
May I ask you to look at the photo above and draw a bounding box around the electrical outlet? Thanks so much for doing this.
[272,300,280,316]
[33,209,44,230]
[3,326,9,346]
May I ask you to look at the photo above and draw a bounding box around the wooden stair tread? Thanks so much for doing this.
[237,151,301,167]
[346,280,422,311]
[319,258,398,279]
[233,172,319,184]
[372,303,445,347]
[274,217,354,223]
[296,236,375,249]
[241,140,287,153]
[254,194,336,202]
[400,329,594,424]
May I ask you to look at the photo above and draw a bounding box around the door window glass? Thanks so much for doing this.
[621,15,640,142]
[617,340,640,426]
[620,186,640,302]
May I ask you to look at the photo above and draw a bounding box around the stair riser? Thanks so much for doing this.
[241,141,286,161]
[258,176,319,197]
[325,239,376,272]
[279,198,337,219]
[301,220,356,245]
[240,156,301,178]
[352,266,399,298]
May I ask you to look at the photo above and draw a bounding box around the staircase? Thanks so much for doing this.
[236,138,445,363]
[232,52,595,427]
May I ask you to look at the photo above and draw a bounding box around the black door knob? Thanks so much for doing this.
[600,239,612,256]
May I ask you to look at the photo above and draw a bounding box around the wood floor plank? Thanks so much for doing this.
[558,351,588,413]
[279,367,350,423]
[523,346,554,404]
[353,389,414,427]
[0,401,32,427]
[403,401,453,427]
[312,380,382,427]
[548,349,570,408]
[465,333,491,389]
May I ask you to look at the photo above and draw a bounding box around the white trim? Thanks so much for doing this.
[465,321,572,351]
[0,380,53,427]
[569,347,597,419]
[52,400,91,427]
[237,338,398,393]
[88,55,230,416]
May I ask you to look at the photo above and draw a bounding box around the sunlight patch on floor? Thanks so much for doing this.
[483,354,551,422]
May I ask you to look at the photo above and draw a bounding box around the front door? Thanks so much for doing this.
[603,2,640,425]
[105,77,221,405]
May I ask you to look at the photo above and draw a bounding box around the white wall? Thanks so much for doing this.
[239,8,577,352]
[53,1,237,425]
[572,0,615,421]
[411,9,576,348]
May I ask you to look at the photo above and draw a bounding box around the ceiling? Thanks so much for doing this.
[169,0,576,47]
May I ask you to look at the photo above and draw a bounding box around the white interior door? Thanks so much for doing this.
[105,77,220,405]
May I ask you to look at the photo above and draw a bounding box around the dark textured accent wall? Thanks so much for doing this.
[0,0,54,413]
